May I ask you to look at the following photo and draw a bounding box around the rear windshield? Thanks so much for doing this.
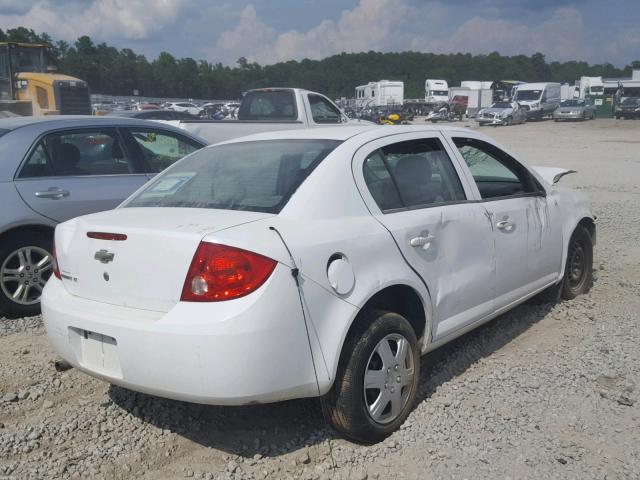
[238,90,297,121]
[560,100,583,107]
[125,139,341,213]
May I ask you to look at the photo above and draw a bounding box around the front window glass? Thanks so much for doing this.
[308,94,342,124]
[127,129,202,173]
[126,139,341,213]
[429,90,448,96]
[453,138,538,199]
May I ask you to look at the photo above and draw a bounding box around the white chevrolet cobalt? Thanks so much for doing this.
[43,125,594,443]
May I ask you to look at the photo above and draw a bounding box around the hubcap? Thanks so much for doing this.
[364,333,415,424]
[568,241,585,287]
[0,246,52,305]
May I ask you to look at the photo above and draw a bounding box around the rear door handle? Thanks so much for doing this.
[35,188,70,199]
[410,234,434,248]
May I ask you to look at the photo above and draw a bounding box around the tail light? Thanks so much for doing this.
[52,242,61,280]
[181,242,277,302]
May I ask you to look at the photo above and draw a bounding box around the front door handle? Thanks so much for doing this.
[35,188,70,199]
[410,234,434,248]
[496,219,515,231]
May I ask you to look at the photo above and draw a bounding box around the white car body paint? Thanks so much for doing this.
[43,125,594,404]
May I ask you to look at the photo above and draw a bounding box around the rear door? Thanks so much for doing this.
[353,132,496,341]
[14,127,149,223]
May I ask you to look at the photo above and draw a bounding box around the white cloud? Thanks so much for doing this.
[0,0,191,41]
[212,1,634,66]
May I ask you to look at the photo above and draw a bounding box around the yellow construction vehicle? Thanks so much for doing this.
[0,42,91,116]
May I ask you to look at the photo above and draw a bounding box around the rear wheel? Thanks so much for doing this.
[505,116,513,126]
[0,231,53,318]
[561,226,593,300]
[321,310,420,444]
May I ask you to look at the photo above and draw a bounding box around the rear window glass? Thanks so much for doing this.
[125,139,341,213]
[238,91,297,121]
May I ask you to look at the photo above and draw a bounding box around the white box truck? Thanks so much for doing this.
[513,82,561,119]
[449,87,493,117]
[355,80,404,108]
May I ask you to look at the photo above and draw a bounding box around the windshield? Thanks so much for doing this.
[622,97,640,105]
[491,102,512,109]
[590,86,604,93]
[10,47,47,73]
[429,90,448,96]
[125,139,341,213]
[514,89,542,101]
[560,100,583,107]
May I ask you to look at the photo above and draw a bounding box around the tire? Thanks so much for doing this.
[321,310,420,444]
[505,116,512,126]
[561,226,593,300]
[554,118,559,122]
[0,230,53,318]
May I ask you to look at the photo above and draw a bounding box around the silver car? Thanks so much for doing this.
[0,116,206,318]
[476,102,527,126]
[553,99,596,121]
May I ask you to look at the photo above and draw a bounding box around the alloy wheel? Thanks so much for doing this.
[0,246,53,305]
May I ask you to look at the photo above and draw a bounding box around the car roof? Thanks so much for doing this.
[221,124,471,144]
[0,115,205,139]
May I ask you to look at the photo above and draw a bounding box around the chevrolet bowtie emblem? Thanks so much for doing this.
[94,249,115,264]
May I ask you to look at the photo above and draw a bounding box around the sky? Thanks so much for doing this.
[0,0,638,66]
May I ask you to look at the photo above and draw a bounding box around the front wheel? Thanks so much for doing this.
[321,310,420,444]
[0,230,53,318]
[562,226,593,300]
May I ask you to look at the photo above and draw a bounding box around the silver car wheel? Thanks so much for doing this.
[0,246,52,305]
[364,333,415,424]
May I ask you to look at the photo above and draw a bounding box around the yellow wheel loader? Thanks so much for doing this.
[0,42,91,116]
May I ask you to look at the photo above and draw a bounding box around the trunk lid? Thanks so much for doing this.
[55,207,273,312]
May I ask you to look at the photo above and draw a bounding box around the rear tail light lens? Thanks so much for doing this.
[181,242,277,302]
[52,242,61,280]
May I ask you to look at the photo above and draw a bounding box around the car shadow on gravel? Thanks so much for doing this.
[109,301,556,457]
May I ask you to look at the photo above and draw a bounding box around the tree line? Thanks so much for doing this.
[2,26,639,100]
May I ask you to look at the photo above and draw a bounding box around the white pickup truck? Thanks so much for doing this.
[174,88,372,144]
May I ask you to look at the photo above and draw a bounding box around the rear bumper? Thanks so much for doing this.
[42,265,320,405]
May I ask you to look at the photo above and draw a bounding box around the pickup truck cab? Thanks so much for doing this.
[176,88,371,144]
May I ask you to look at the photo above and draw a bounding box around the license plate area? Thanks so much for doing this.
[69,327,123,378]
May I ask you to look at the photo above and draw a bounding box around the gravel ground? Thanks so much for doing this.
[1,118,639,480]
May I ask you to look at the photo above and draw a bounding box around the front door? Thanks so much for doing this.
[450,136,552,309]
[353,133,496,341]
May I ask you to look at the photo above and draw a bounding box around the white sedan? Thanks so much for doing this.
[43,125,595,443]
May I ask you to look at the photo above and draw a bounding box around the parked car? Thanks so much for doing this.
[614,97,640,119]
[107,110,198,121]
[476,101,528,126]
[43,125,595,443]
[0,116,206,318]
[166,102,203,116]
[553,99,596,121]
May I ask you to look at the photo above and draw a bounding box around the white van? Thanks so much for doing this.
[425,79,449,104]
[513,82,561,119]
